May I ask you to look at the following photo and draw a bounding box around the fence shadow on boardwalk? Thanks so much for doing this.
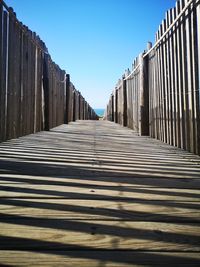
[0,121,200,266]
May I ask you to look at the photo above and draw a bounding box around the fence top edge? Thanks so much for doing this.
[143,0,198,58]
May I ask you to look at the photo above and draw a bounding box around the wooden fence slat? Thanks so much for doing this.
[7,10,15,140]
[123,78,127,127]
[196,0,200,155]
[155,36,160,140]
[169,8,176,147]
[0,8,8,142]
[166,10,172,146]
[157,26,164,142]
[185,0,194,152]
[173,4,181,148]
[65,74,70,124]
[34,38,38,133]
[181,0,190,150]
[148,55,152,136]
[176,1,182,148]
[160,23,167,143]
[162,19,170,144]
[156,31,162,141]
[191,1,198,154]
[43,53,50,131]
[139,53,149,135]
[0,3,3,142]
[38,45,43,132]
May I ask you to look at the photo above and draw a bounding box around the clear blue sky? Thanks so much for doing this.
[5,0,176,108]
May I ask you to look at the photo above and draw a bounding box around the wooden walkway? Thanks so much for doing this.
[0,120,200,266]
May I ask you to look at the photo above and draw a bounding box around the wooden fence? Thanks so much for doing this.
[0,1,98,143]
[105,0,200,155]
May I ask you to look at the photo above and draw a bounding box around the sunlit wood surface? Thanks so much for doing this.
[0,120,200,266]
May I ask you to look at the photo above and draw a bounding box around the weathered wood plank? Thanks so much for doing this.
[0,11,8,142]
[0,220,199,251]
[0,199,200,222]
[0,182,199,201]
[0,3,3,142]
[0,251,199,267]
[196,0,200,155]
[162,19,169,144]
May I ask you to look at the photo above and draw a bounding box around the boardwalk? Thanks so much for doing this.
[0,120,200,266]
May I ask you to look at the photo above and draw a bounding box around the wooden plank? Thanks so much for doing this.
[49,60,53,129]
[155,38,160,140]
[15,20,21,139]
[37,43,43,132]
[55,65,58,126]
[185,0,194,153]
[73,89,76,121]
[190,0,199,155]
[18,25,24,137]
[0,198,200,222]
[26,29,31,134]
[148,54,153,137]
[176,1,185,150]
[70,85,74,122]
[139,53,149,135]
[52,62,55,127]
[0,182,199,201]
[174,6,180,148]
[169,8,176,147]
[174,2,181,149]
[43,53,50,131]
[165,13,171,144]
[0,251,199,267]
[65,76,70,124]
[129,76,133,129]
[161,20,168,144]
[123,78,127,127]
[115,88,118,123]
[180,0,189,151]
[0,11,8,142]
[0,3,3,142]
[196,0,200,155]
[166,10,173,146]
[129,75,133,129]
[156,31,163,142]
[0,220,199,251]
[158,25,166,143]
[152,52,156,138]
[22,29,29,135]
[6,10,15,140]
[34,37,38,133]
[111,94,114,122]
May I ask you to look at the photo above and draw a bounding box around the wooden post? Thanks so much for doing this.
[65,74,70,124]
[186,0,193,152]
[115,88,118,123]
[0,3,3,142]
[7,9,15,140]
[196,0,200,155]
[122,76,127,127]
[43,53,50,131]
[0,10,8,142]
[139,53,149,136]
[73,89,76,121]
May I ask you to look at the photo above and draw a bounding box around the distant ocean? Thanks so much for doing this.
[94,109,105,117]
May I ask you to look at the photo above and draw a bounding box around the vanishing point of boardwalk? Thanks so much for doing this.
[0,121,200,266]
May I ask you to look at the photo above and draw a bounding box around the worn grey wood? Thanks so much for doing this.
[196,0,200,155]
[0,121,200,266]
